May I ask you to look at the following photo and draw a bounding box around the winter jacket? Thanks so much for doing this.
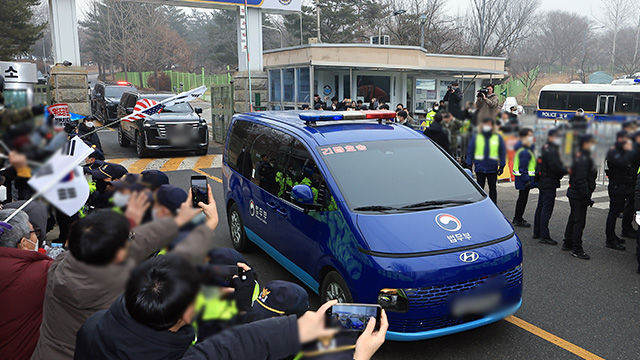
[475,93,499,122]
[466,131,506,174]
[567,150,597,201]
[31,218,215,360]
[182,316,301,360]
[75,296,195,360]
[443,87,463,119]
[0,248,52,360]
[605,142,636,196]
[537,141,568,190]
[513,141,537,190]
[423,121,450,151]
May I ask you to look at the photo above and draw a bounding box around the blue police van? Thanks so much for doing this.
[223,110,523,341]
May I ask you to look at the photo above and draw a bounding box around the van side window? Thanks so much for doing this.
[249,126,293,195]
[285,140,336,211]
[226,120,257,179]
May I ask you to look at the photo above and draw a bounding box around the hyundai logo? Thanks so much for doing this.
[459,251,479,263]
[435,213,462,232]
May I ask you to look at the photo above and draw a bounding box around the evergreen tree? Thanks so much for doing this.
[0,0,46,60]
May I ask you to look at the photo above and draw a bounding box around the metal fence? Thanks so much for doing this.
[114,69,231,101]
[210,84,234,144]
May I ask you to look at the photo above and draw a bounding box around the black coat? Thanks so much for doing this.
[424,121,450,151]
[605,143,636,196]
[566,150,597,201]
[183,315,300,360]
[443,87,463,119]
[74,296,195,360]
[537,142,568,190]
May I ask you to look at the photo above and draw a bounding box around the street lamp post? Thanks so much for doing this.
[480,0,486,56]
[420,15,428,49]
[262,25,283,48]
[378,9,406,45]
[316,0,321,42]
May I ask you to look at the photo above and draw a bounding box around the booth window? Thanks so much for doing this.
[357,76,390,102]
[270,70,282,102]
[283,68,295,102]
[3,89,28,109]
[297,68,310,103]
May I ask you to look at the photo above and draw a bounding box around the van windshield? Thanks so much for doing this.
[318,139,484,211]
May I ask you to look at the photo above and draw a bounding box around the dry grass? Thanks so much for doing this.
[515,73,576,106]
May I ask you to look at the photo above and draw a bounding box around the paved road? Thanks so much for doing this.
[96,123,639,360]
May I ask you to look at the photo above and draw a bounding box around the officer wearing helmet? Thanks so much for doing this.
[0,74,46,135]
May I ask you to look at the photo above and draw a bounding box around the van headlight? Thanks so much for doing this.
[378,288,409,312]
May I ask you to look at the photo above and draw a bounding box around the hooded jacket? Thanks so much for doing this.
[0,248,52,360]
[31,218,215,360]
[74,296,194,360]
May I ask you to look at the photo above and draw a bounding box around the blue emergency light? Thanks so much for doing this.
[299,110,397,125]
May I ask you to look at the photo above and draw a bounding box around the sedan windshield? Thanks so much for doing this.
[142,96,193,113]
[318,139,484,211]
[105,86,135,99]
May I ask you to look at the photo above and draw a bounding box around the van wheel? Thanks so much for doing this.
[321,271,353,303]
[118,125,130,147]
[228,203,251,252]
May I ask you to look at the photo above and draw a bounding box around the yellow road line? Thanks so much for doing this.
[161,157,187,172]
[194,154,217,169]
[107,158,127,164]
[505,316,605,360]
[127,158,154,173]
[193,168,223,184]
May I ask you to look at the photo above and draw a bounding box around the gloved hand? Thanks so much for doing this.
[231,262,255,313]
[31,104,46,116]
[497,166,504,176]
[524,181,531,190]
[636,211,640,226]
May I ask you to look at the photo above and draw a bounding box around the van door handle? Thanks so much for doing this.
[276,208,287,218]
[266,201,278,210]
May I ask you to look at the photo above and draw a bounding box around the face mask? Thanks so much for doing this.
[23,237,38,252]
[84,121,94,128]
[112,191,130,208]
[526,136,534,144]
[590,144,596,153]
[552,138,562,146]
[152,208,160,221]
[482,125,492,133]
[434,106,439,111]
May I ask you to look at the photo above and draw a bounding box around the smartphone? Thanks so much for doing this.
[325,303,381,332]
[191,175,208,207]
[197,264,242,287]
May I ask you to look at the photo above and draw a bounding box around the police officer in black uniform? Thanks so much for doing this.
[563,134,598,260]
[605,131,635,250]
[533,129,568,243]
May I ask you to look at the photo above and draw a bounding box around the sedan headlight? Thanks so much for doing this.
[143,120,155,128]
[378,288,409,312]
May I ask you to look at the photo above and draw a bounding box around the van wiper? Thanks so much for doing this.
[353,205,398,212]
[400,200,472,209]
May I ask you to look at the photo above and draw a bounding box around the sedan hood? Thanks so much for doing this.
[356,199,513,255]
[148,111,200,122]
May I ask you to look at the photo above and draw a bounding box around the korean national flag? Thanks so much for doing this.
[28,137,94,216]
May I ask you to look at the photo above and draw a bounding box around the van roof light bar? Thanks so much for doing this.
[299,110,397,125]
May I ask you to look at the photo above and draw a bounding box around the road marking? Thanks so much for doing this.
[127,158,154,173]
[119,158,140,169]
[178,157,200,170]
[506,316,605,360]
[161,157,187,172]
[195,154,217,169]
[146,158,170,170]
[193,168,223,183]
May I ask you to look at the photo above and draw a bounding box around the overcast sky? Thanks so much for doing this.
[75,0,604,20]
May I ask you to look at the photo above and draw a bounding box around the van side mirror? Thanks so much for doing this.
[126,107,134,115]
[195,107,203,114]
[292,185,314,205]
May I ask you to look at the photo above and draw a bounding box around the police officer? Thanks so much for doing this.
[533,129,568,244]
[512,128,536,229]
[563,134,598,260]
[0,75,45,135]
[466,117,506,204]
[604,131,635,250]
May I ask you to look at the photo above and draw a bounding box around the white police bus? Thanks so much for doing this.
[537,80,640,123]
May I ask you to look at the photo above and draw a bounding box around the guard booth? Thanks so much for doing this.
[211,84,235,143]
[1,62,38,108]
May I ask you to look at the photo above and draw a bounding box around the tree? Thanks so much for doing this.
[598,0,632,75]
[0,0,46,60]
[535,11,591,71]
[510,45,543,105]
[467,0,540,57]
[283,5,317,46]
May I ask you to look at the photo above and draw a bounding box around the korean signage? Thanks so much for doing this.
[0,62,38,84]
[239,6,247,53]
[153,0,301,12]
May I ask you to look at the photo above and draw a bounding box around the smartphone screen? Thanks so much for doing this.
[325,303,381,332]
[191,175,208,207]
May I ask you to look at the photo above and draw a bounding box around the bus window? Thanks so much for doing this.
[567,93,597,112]
[539,91,567,110]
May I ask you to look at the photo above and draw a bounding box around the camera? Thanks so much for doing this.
[477,88,489,97]
[197,264,247,287]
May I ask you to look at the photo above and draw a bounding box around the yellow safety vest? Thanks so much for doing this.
[425,111,436,126]
[512,147,536,176]
[475,133,500,161]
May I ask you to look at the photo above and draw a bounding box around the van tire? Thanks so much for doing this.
[228,203,252,252]
[321,271,353,303]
